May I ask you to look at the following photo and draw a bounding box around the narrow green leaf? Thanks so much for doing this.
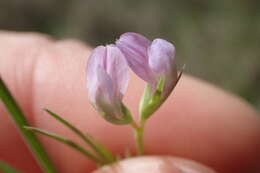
[24,126,104,164]
[44,109,115,163]
[0,161,22,173]
[0,77,57,173]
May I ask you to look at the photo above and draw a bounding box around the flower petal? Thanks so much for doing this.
[95,66,117,107]
[116,32,155,83]
[148,38,177,77]
[105,45,129,99]
[86,46,106,102]
[95,67,130,124]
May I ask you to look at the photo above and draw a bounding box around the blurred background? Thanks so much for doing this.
[1,0,260,108]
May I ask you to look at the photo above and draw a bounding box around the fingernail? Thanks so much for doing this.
[92,156,217,173]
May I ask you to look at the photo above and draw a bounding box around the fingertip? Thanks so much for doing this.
[93,156,217,173]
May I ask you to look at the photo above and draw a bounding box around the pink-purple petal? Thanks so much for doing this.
[116,32,155,83]
[86,46,106,102]
[95,66,117,106]
[148,38,176,76]
[116,32,151,58]
[105,45,129,98]
[95,67,127,122]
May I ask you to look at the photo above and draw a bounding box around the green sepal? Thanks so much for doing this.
[99,103,133,125]
[139,77,166,122]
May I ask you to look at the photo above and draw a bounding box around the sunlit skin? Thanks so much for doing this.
[0,31,260,173]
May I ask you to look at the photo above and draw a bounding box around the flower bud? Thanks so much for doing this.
[116,33,182,121]
[86,45,132,124]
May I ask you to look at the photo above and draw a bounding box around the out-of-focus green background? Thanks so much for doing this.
[1,0,260,108]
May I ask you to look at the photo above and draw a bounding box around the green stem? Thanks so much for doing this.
[131,121,145,155]
[0,77,57,173]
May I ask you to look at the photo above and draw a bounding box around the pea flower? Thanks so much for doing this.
[116,32,182,121]
[86,44,132,124]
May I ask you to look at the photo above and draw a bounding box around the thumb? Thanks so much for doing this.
[93,156,217,173]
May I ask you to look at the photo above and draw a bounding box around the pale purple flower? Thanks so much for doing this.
[86,44,132,124]
[116,32,179,98]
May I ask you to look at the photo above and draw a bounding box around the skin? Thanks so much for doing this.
[0,31,260,173]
